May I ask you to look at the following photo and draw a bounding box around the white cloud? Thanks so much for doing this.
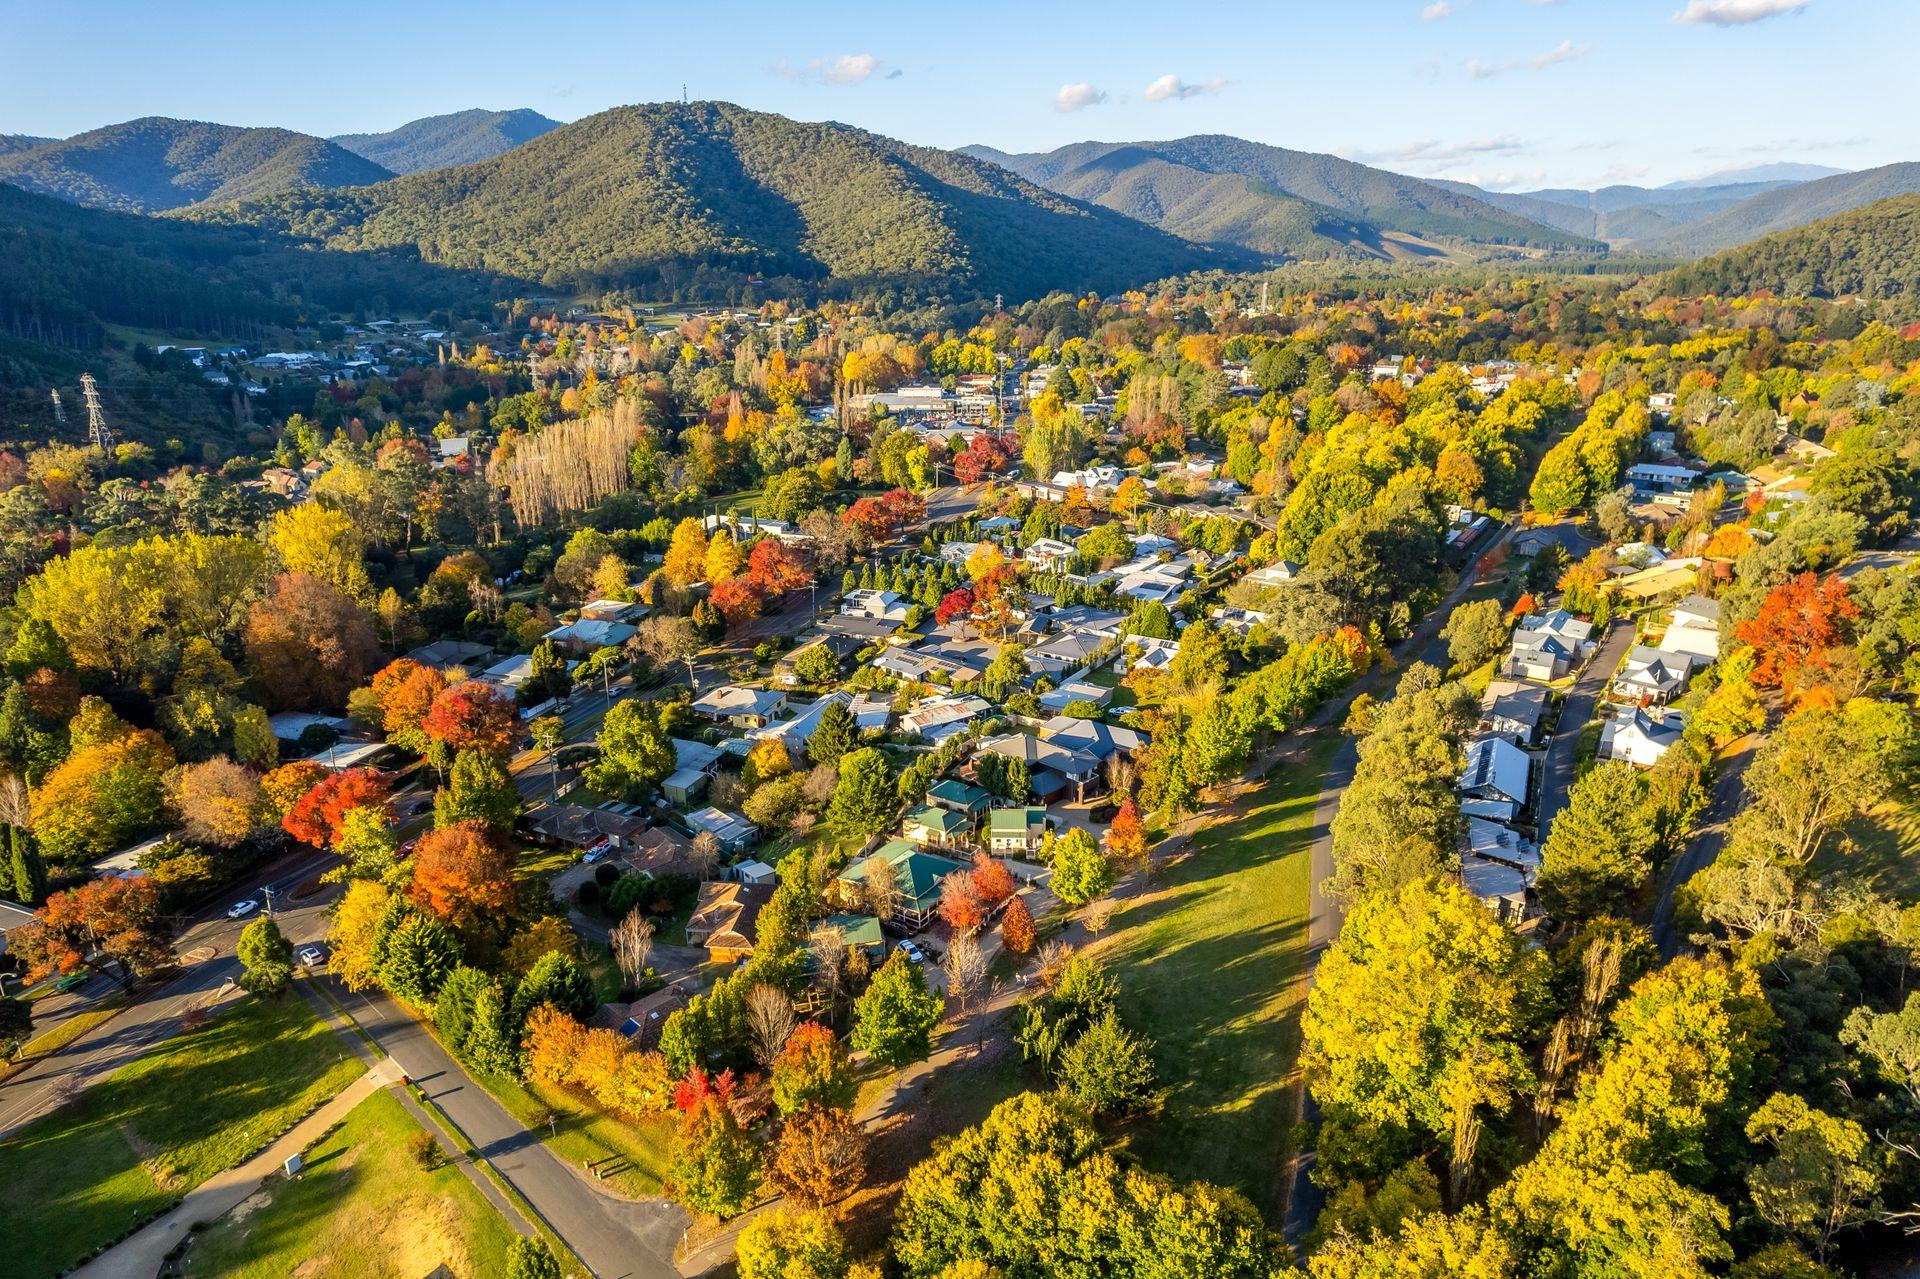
[1421,1,1454,20]
[1142,74,1233,102]
[772,53,894,85]
[1467,39,1594,77]
[1054,82,1108,112]
[1592,163,1652,184]
[1351,134,1526,163]
[1673,0,1809,25]
[1440,170,1549,192]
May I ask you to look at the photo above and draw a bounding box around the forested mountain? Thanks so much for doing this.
[331,108,562,174]
[0,134,55,156]
[963,136,1593,260]
[1637,161,1920,256]
[1665,161,1844,188]
[1433,177,1802,245]
[189,102,1220,301]
[1660,191,1920,302]
[0,117,393,213]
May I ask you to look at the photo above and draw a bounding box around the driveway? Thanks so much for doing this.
[1650,734,1759,957]
[1535,620,1635,837]
[327,980,687,1279]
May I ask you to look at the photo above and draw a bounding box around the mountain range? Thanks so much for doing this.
[962,136,1594,261]
[330,108,562,175]
[1662,190,1920,302]
[0,117,392,213]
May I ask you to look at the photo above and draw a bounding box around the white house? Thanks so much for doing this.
[1479,680,1549,745]
[1024,538,1078,573]
[1600,707,1688,767]
[691,685,790,728]
[1660,595,1722,662]
[840,589,912,624]
[1613,647,1697,706]
[1506,630,1580,682]
[1244,561,1301,590]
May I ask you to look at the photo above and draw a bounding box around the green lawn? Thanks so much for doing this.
[0,992,366,1279]
[484,1073,677,1198]
[185,1088,522,1279]
[1828,796,1920,904]
[1098,738,1331,1216]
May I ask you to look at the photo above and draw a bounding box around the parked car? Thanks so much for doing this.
[297,946,326,968]
[226,899,259,920]
[895,940,927,964]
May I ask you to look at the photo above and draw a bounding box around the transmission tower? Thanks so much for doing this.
[79,373,114,451]
[49,389,65,425]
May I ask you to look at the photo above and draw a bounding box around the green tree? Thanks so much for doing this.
[463,981,516,1076]
[7,827,47,904]
[433,964,492,1055]
[380,913,461,1004]
[851,950,942,1069]
[827,748,896,837]
[1049,828,1115,907]
[792,643,842,689]
[1537,763,1659,919]
[1441,598,1509,673]
[808,698,856,767]
[1841,992,1920,1107]
[585,697,676,798]
[1056,1009,1158,1116]
[510,950,595,1031]
[1745,1092,1883,1261]
[670,1095,762,1219]
[0,995,30,1060]
[236,916,295,997]
[505,1237,563,1279]
[329,805,401,885]
[434,749,521,831]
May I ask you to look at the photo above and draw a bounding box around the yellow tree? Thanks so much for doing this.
[270,506,371,599]
[665,518,710,586]
[327,879,392,991]
[965,542,1006,583]
[705,530,745,584]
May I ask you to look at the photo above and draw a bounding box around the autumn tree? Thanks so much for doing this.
[168,757,266,848]
[670,1093,762,1219]
[1000,896,1036,956]
[327,879,393,991]
[270,505,371,599]
[409,820,519,934]
[421,680,519,759]
[32,727,175,863]
[769,1105,869,1209]
[771,1022,857,1114]
[358,658,448,751]
[11,875,170,989]
[244,572,382,710]
[1736,572,1861,690]
[282,767,390,848]
[1106,798,1147,871]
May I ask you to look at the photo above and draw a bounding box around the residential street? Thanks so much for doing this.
[1650,733,1759,956]
[327,979,689,1279]
[0,845,342,1138]
[1534,619,1634,836]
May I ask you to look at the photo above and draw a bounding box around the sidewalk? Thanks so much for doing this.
[68,1057,401,1279]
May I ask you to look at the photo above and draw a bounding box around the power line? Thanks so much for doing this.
[80,372,114,452]
[49,389,65,425]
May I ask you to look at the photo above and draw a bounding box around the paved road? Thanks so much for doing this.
[1281,524,1518,1247]
[329,980,687,1279]
[1650,734,1759,957]
[0,846,342,1136]
[1535,620,1635,837]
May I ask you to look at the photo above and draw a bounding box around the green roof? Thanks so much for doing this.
[989,806,1047,836]
[820,913,886,949]
[904,805,970,835]
[840,840,964,908]
[927,779,991,811]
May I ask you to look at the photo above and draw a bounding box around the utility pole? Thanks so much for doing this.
[80,373,113,452]
[49,389,65,425]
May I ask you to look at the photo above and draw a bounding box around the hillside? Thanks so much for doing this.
[0,135,55,157]
[1638,162,1920,257]
[964,136,1593,260]
[189,102,1221,301]
[1660,191,1920,303]
[1436,178,1803,245]
[0,117,393,213]
[331,108,563,174]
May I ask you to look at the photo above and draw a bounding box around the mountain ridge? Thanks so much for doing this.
[331,108,563,174]
[1660,191,1920,302]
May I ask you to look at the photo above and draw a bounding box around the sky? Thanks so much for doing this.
[0,0,1910,191]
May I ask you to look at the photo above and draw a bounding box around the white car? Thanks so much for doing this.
[226,899,259,920]
[895,940,926,964]
[298,946,326,968]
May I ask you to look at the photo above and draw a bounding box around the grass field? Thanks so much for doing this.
[1098,738,1331,1216]
[0,994,366,1279]
[485,1072,678,1198]
[185,1088,522,1279]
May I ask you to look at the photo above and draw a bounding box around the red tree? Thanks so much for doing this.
[746,539,813,594]
[999,895,1036,956]
[952,433,1011,485]
[879,488,926,527]
[1506,592,1538,622]
[673,1066,739,1113]
[366,659,447,745]
[407,820,518,930]
[11,876,170,989]
[840,497,896,544]
[967,853,1016,908]
[1736,572,1860,688]
[939,874,986,933]
[934,587,975,625]
[1107,798,1147,868]
[282,767,391,847]
[422,681,519,758]
[710,576,769,626]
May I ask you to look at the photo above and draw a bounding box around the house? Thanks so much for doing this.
[580,599,645,625]
[774,634,863,688]
[663,737,725,806]
[1479,680,1549,745]
[1613,646,1697,706]
[927,779,993,817]
[1026,629,1108,677]
[1600,707,1688,767]
[898,694,990,743]
[1111,567,1188,604]
[750,693,858,759]
[836,840,964,931]
[1627,462,1698,500]
[1520,609,1594,651]
[976,733,1101,801]
[0,899,36,957]
[1462,856,1532,923]
[817,913,887,960]
[405,639,494,670]
[1211,606,1271,636]
[685,881,775,962]
[1244,561,1301,590]
[841,589,912,624]
[1505,630,1580,682]
[1121,634,1181,674]
[684,807,760,852]
[733,859,778,885]
[523,804,650,856]
[1039,680,1112,716]
[1660,594,1722,661]
[811,614,900,645]
[1458,736,1531,819]
[1039,716,1148,763]
[987,806,1050,856]
[978,514,1021,538]
[847,692,894,733]
[1465,816,1542,878]
[691,685,790,728]
[542,617,637,654]
[594,986,690,1050]
[902,804,973,851]
[622,825,700,879]
[1612,557,1706,601]
[1024,538,1078,573]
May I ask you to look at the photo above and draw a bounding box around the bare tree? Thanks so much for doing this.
[1036,940,1074,989]
[490,402,643,527]
[635,614,701,691]
[808,926,850,1018]
[610,910,655,990]
[0,771,30,830]
[1083,898,1117,939]
[1104,753,1136,804]
[746,984,798,1067]
[689,832,722,881]
[943,932,989,1016]
[859,855,902,924]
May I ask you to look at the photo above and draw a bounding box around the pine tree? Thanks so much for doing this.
[808,700,856,769]
[851,950,942,1068]
[463,982,517,1076]
[9,828,46,904]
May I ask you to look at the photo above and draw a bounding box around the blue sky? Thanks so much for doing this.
[0,0,1908,190]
